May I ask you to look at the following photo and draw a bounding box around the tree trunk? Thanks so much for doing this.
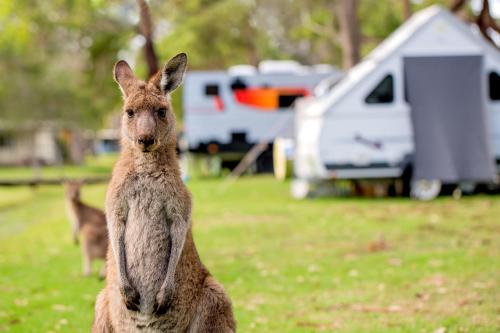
[69,129,85,165]
[450,0,498,47]
[137,0,159,79]
[477,0,500,43]
[337,0,360,69]
[402,0,412,21]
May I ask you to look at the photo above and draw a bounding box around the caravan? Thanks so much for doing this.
[184,61,341,170]
[294,6,500,200]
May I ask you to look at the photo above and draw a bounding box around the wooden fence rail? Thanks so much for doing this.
[0,176,110,187]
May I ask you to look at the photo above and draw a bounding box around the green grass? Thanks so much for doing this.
[0,154,116,180]
[0,163,499,332]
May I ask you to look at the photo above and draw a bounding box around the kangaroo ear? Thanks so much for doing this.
[153,53,187,95]
[114,60,137,97]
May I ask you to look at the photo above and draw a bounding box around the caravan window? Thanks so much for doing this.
[489,72,500,101]
[204,84,220,96]
[365,74,394,104]
[278,92,306,108]
[230,78,248,90]
[0,132,13,147]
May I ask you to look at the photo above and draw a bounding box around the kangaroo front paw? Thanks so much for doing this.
[153,286,174,315]
[121,284,140,312]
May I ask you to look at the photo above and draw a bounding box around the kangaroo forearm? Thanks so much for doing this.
[107,215,131,288]
[161,216,188,289]
[117,231,131,287]
[165,233,185,283]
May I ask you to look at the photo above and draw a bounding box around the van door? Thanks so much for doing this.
[404,56,495,183]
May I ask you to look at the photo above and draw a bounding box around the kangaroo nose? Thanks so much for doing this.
[137,136,155,149]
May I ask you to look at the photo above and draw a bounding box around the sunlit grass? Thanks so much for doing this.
[0,154,117,180]
[0,166,498,332]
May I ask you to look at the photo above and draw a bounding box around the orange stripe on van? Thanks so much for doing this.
[233,87,309,110]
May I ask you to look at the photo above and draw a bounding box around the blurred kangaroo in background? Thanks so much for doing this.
[92,53,235,333]
[65,181,108,278]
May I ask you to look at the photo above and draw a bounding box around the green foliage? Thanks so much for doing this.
[153,0,277,69]
[359,1,403,55]
[0,0,130,128]
[0,0,469,127]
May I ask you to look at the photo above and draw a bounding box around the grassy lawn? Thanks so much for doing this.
[0,162,499,332]
[0,155,116,180]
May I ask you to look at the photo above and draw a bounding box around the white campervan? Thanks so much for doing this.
[294,6,500,200]
[183,61,341,171]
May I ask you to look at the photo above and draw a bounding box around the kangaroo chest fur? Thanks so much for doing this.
[124,172,183,311]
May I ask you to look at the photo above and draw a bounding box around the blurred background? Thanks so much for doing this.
[0,0,499,332]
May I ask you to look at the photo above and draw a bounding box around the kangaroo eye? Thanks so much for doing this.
[157,108,167,118]
[126,109,134,118]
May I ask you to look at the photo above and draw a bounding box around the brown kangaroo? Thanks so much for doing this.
[92,53,236,333]
[64,181,108,277]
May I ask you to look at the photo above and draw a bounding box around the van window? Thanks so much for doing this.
[365,74,394,104]
[489,72,500,101]
[0,132,13,147]
[204,84,219,96]
[278,92,306,108]
[230,78,248,91]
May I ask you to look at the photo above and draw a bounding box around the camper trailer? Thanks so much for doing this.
[184,61,341,171]
[294,6,500,200]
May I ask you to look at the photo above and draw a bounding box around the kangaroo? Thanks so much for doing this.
[64,181,108,277]
[93,53,235,333]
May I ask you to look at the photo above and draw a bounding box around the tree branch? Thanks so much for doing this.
[137,0,159,78]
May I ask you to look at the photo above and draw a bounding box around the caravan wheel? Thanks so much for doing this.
[291,179,311,199]
[411,179,441,201]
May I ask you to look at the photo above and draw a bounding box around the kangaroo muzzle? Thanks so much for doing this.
[136,113,157,151]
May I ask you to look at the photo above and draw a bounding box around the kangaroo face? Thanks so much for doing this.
[64,181,81,200]
[122,87,174,152]
[114,53,187,153]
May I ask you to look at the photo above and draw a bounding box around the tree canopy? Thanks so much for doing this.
[0,0,495,128]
